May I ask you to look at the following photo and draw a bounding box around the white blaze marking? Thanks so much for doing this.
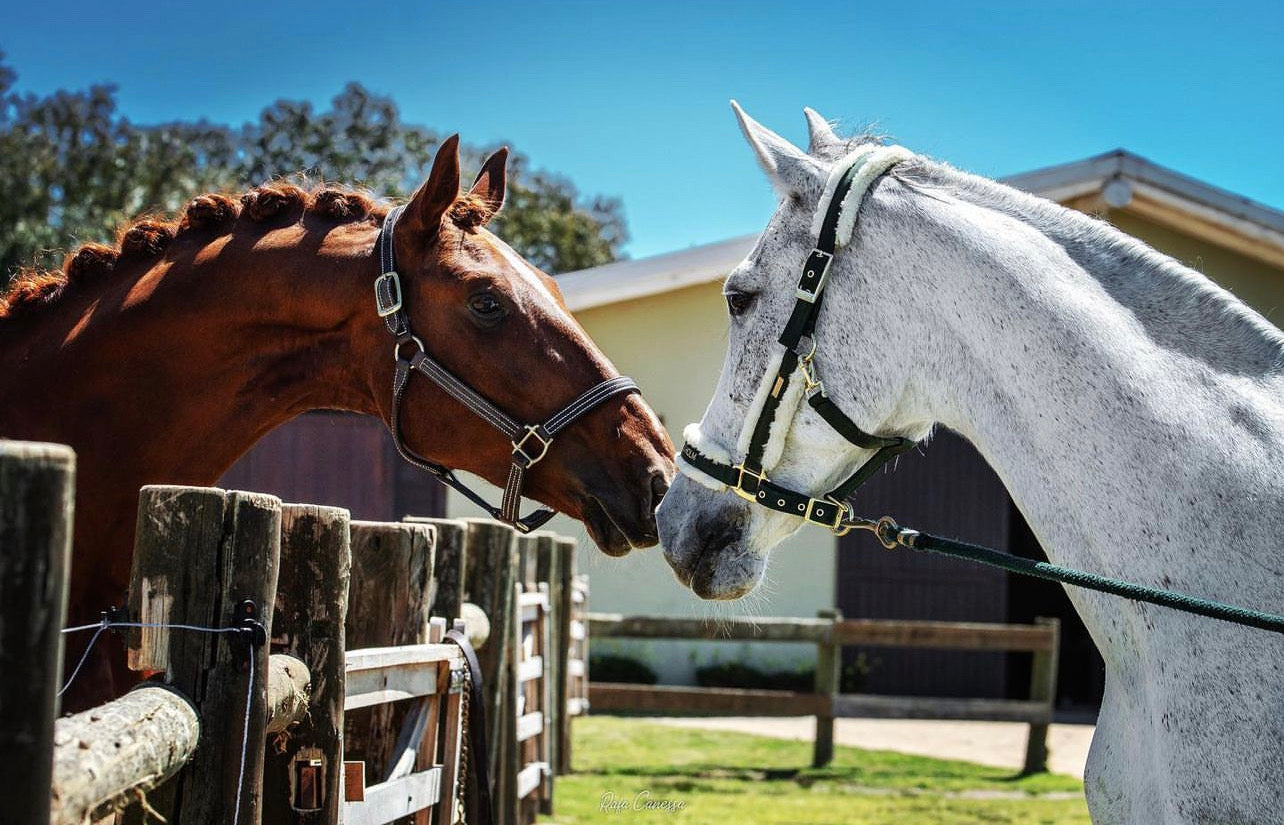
[489,235,576,325]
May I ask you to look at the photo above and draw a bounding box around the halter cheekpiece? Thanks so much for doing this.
[375,206,640,532]
[679,146,917,534]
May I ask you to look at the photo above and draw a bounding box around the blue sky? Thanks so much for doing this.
[5,1,1282,261]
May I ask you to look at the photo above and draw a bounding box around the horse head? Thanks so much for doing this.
[657,105,932,597]
[377,135,674,554]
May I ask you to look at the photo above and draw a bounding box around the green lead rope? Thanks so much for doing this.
[854,516,1284,635]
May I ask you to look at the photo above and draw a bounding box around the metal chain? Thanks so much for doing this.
[456,662,471,825]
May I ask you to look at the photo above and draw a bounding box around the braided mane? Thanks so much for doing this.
[1,181,496,320]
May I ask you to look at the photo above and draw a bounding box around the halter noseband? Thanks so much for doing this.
[374,205,639,533]
[679,146,918,534]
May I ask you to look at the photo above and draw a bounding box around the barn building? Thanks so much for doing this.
[222,150,1284,712]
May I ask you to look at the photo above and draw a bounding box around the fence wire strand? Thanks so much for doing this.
[59,617,257,825]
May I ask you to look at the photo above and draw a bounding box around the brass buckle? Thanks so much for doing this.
[512,425,553,468]
[375,271,403,317]
[803,496,851,535]
[732,464,766,502]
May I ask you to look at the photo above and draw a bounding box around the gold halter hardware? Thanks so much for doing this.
[798,340,823,394]
[732,464,766,503]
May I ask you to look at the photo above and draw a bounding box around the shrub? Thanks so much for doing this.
[590,653,658,684]
[695,661,815,692]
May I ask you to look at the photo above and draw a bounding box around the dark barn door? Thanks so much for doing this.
[837,427,1105,710]
[837,429,1011,698]
[1005,503,1105,712]
[218,411,445,522]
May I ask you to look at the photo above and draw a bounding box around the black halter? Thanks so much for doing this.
[680,151,917,533]
[375,206,640,533]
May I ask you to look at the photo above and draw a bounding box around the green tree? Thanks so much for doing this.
[1,57,627,280]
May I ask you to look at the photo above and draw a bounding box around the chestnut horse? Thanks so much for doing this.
[0,135,674,709]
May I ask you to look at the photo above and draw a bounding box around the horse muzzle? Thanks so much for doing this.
[657,474,763,599]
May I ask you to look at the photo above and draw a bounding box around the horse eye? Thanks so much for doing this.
[468,292,505,319]
[725,290,757,318]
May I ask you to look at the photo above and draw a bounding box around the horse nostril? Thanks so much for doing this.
[648,470,670,513]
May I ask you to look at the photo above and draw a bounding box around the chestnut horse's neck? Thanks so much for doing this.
[0,211,388,610]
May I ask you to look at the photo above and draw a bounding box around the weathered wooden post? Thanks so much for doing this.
[532,533,563,801]
[812,608,842,768]
[1022,616,1061,774]
[533,582,554,816]
[345,520,436,780]
[557,539,580,775]
[0,440,75,825]
[437,618,468,825]
[405,517,468,621]
[517,533,539,590]
[263,503,351,825]
[127,485,283,825]
[461,520,519,810]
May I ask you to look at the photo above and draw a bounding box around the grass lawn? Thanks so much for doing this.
[543,717,1090,825]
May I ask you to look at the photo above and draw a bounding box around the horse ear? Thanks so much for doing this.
[403,134,461,236]
[730,100,819,196]
[803,107,841,155]
[467,147,509,218]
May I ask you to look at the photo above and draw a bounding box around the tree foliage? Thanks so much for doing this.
[0,56,626,280]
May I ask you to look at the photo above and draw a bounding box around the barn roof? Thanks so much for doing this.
[558,149,1284,311]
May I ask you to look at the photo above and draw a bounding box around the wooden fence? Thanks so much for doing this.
[588,611,1061,773]
[1,439,584,825]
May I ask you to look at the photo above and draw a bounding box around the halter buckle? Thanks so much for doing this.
[512,425,553,469]
[796,249,833,303]
[375,271,404,317]
[732,464,766,502]
[803,496,850,532]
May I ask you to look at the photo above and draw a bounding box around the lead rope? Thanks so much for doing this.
[848,515,1284,635]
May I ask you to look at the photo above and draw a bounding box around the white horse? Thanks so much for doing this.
[656,103,1284,823]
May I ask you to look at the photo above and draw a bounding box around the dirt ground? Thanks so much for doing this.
[653,716,1095,778]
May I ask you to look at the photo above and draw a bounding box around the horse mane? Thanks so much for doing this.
[1,181,496,321]
[886,153,1284,376]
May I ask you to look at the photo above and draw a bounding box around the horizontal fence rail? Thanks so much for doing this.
[587,611,1061,772]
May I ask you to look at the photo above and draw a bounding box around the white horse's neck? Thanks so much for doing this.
[874,168,1284,820]
[877,166,1284,639]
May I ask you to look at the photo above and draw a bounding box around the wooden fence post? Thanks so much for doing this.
[127,485,282,825]
[556,540,579,775]
[345,520,436,781]
[532,534,563,802]
[517,533,538,590]
[812,608,841,768]
[406,517,468,622]
[263,503,351,825]
[1022,616,1061,774]
[0,440,75,825]
[461,520,519,814]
